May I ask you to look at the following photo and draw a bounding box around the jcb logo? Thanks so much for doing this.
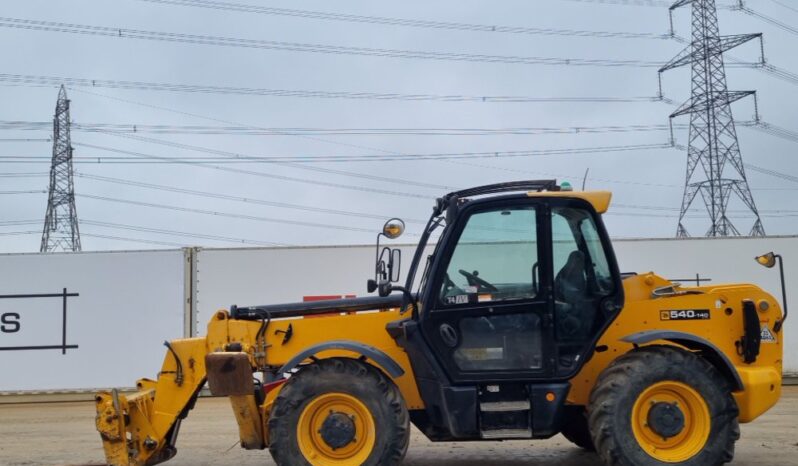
[660,309,711,321]
[1,312,20,333]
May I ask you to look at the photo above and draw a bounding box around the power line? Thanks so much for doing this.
[136,0,672,39]
[0,190,46,195]
[69,140,676,163]
[0,138,49,142]
[757,63,798,86]
[0,16,667,67]
[745,163,798,184]
[60,88,687,197]
[79,123,682,136]
[0,220,42,226]
[0,171,48,178]
[733,2,798,36]
[768,0,798,14]
[74,172,428,224]
[61,89,461,192]
[0,119,685,136]
[22,119,798,140]
[740,120,798,143]
[81,219,289,246]
[66,87,479,161]
[70,143,435,199]
[0,73,668,104]
[0,230,41,237]
[57,88,748,211]
[77,193,402,234]
[80,232,188,247]
[0,143,686,165]
[79,135,452,189]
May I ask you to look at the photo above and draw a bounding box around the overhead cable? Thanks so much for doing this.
[733,3,798,36]
[75,172,428,224]
[70,143,435,199]
[0,16,668,67]
[69,140,675,163]
[0,230,41,237]
[77,193,402,234]
[135,0,672,39]
[81,219,289,246]
[768,0,798,14]
[0,73,669,104]
[80,232,188,247]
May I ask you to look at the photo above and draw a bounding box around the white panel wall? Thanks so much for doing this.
[2,236,795,392]
[0,250,185,391]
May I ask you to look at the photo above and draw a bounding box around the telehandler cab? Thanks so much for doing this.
[96,180,785,466]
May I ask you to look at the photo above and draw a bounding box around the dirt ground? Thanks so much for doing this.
[1,387,797,466]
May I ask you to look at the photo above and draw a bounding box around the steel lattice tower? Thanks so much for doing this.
[41,85,81,252]
[660,0,765,237]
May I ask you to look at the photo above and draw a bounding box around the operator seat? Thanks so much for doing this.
[554,250,591,341]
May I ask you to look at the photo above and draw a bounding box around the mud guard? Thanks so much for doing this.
[620,330,744,391]
[276,340,405,378]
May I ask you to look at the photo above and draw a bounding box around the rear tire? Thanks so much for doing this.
[560,408,595,451]
[268,358,410,466]
[588,345,739,466]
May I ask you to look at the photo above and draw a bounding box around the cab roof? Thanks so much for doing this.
[436,180,612,215]
[528,190,612,214]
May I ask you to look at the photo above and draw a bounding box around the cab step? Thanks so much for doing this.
[480,428,533,439]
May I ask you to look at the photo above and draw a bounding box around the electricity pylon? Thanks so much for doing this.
[41,85,81,252]
[660,0,765,237]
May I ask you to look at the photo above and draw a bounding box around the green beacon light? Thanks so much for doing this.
[560,181,573,192]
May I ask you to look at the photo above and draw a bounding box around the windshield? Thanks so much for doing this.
[439,206,539,306]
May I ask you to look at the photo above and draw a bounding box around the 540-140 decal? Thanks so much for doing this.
[660,309,711,321]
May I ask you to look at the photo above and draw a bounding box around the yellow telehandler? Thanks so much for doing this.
[96,180,785,466]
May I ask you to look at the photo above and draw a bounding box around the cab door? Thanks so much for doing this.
[421,199,555,383]
[549,200,621,376]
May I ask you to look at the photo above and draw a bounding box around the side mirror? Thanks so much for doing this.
[389,248,401,282]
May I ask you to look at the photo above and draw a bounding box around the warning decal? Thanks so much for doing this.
[760,325,777,344]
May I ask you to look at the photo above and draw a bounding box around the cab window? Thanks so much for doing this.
[439,206,539,305]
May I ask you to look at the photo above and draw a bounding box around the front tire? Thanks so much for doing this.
[268,358,410,466]
[588,346,739,466]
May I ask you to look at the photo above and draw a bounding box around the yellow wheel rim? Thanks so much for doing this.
[297,392,376,466]
[631,381,711,463]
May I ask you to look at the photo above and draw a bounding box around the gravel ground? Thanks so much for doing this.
[1,386,796,466]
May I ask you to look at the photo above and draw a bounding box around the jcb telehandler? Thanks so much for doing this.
[96,180,785,466]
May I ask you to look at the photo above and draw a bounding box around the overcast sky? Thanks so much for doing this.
[0,0,795,253]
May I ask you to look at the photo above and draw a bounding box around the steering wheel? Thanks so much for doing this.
[458,269,499,292]
[441,272,464,298]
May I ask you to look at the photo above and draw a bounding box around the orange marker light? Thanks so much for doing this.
[546,392,556,402]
